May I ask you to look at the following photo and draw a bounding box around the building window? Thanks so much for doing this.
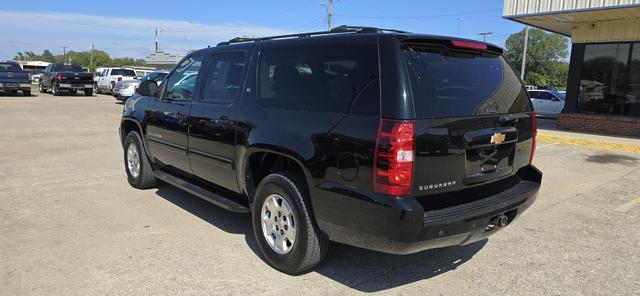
[578,43,630,115]
[626,43,640,116]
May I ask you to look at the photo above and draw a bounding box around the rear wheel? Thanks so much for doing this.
[69,90,77,95]
[38,81,47,93]
[51,82,60,96]
[22,90,31,96]
[84,89,93,96]
[124,131,156,189]
[252,172,328,274]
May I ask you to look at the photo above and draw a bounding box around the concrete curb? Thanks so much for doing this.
[537,134,640,154]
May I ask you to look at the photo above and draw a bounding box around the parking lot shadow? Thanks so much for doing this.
[315,239,487,292]
[586,153,638,164]
[153,183,486,292]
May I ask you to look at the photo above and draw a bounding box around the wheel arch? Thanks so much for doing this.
[240,146,314,202]
[120,118,152,160]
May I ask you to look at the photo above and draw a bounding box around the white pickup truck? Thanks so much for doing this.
[94,68,137,94]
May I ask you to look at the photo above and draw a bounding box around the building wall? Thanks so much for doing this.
[573,18,640,43]
[504,0,640,16]
[558,113,640,136]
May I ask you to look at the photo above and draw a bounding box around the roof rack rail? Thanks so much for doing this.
[217,25,409,46]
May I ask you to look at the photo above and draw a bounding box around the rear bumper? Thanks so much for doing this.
[114,88,135,100]
[0,82,32,91]
[57,82,93,90]
[312,165,541,255]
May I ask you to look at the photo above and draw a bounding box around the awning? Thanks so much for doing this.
[504,5,640,37]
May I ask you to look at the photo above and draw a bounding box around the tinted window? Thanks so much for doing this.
[0,62,22,71]
[55,64,83,72]
[141,72,167,82]
[163,54,205,101]
[538,92,555,101]
[202,51,246,103]
[404,45,531,118]
[111,69,136,76]
[257,42,379,115]
[578,43,630,115]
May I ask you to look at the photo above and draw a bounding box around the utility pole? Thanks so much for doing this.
[322,0,334,31]
[520,26,529,81]
[90,43,95,71]
[62,46,68,64]
[155,28,159,53]
[456,17,463,37]
[478,32,493,43]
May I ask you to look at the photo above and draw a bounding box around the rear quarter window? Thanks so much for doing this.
[257,41,380,115]
[403,45,531,118]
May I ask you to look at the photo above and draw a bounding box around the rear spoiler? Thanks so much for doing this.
[401,38,504,56]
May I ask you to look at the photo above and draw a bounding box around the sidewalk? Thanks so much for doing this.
[537,125,640,154]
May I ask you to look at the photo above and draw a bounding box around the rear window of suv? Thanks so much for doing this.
[403,44,531,118]
[55,64,84,72]
[257,41,380,115]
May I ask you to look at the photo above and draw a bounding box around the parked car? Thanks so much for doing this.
[95,68,137,94]
[528,89,566,118]
[113,71,168,101]
[0,61,32,96]
[39,63,93,96]
[119,26,541,274]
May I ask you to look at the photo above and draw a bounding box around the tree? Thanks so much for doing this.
[12,48,147,71]
[505,28,570,89]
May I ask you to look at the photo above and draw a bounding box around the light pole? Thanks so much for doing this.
[478,32,493,43]
[456,17,463,37]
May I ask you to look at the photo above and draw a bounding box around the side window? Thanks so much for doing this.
[201,51,246,103]
[257,42,380,115]
[528,91,539,99]
[163,54,205,101]
[538,92,554,101]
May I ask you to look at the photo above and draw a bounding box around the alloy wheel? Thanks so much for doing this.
[126,143,140,178]
[261,194,296,254]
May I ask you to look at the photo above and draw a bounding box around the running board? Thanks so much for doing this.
[154,170,250,213]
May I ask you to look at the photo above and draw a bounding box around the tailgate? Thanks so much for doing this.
[59,72,94,84]
[0,71,30,82]
[402,40,535,197]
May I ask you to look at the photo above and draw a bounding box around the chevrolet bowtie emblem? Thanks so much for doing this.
[490,133,506,145]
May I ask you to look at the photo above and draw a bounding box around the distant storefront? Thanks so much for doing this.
[144,50,183,70]
[504,0,640,137]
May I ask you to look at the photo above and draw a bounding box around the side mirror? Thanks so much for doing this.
[137,80,159,97]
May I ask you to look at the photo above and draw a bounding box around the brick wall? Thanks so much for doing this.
[557,113,640,137]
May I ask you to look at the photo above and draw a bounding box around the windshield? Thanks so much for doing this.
[111,69,136,76]
[141,72,167,82]
[0,62,22,71]
[56,64,84,72]
[403,45,531,118]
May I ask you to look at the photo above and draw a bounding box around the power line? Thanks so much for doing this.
[334,8,501,20]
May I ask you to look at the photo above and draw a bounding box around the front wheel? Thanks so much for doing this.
[252,172,328,274]
[124,131,156,189]
[94,83,101,94]
[22,90,31,96]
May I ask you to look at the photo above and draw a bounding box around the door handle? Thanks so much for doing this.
[214,116,233,125]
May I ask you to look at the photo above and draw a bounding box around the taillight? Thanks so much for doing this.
[56,73,62,81]
[118,77,122,82]
[450,40,488,51]
[530,112,537,164]
[374,119,415,196]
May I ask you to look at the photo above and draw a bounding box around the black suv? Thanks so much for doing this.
[120,26,542,274]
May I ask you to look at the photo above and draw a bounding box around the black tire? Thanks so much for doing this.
[252,171,328,274]
[39,81,47,93]
[124,131,156,189]
[69,90,77,95]
[94,83,101,94]
[84,89,93,96]
[51,82,60,96]
[22,90,31,96]
[110,81,116,93]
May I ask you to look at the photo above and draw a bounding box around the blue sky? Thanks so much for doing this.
[0,0,524,59]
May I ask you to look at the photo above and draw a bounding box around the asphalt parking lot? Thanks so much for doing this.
[1,89,639,295]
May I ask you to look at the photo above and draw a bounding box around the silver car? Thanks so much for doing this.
[113,71,168,101]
